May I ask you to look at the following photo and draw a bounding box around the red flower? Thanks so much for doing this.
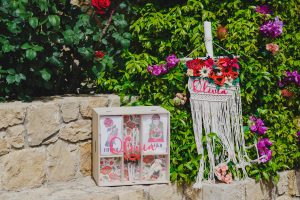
[281,89,294,98]
[95,51,105,58]
[212,75,226,86]
[124,152,141,162]
[204,58,214,68]
[230,71,239,79]
[126,121,136,129]
[217,58,231,68]
[101,166,112,175]
[91,0,111,15]
[143,155,155,164]
[186,59,204,69]
[221,66,233,77]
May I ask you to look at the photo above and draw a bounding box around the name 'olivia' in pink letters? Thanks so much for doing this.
[192,79,228,94]
[109,136,157,154]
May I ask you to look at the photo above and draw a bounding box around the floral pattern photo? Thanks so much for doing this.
[100,157,121,182]
[142,155,167,181]
[100,116,123,155]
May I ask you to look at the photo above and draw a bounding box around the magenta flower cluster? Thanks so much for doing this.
[250,116,272,163]
[297,131,300,141]
[147,54,180,76]
[257,138,273,163]
[260,17,283,38]
[250,116,268,135]
[255,5,272,15]
[278,70,300,88]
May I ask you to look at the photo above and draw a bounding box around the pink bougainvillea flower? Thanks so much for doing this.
[266,43,279,55]
[257,138,273,163]
[255,5,272,15]
[166,54,180,68]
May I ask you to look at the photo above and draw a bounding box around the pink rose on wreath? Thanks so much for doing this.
[214,163,233,184]
[104,118,113,127]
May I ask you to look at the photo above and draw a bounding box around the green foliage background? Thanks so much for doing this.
[97,0,300,184]
[1,0,300,184]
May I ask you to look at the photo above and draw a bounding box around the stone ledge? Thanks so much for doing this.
[1,175,300,200]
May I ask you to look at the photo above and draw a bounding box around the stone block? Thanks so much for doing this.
[0,138,9,156]
[59,120,91,142]
[108,95,121,107]
[117,189,144,200]
[61,101,79,123]
[149,184,185,200]
[0,106,25,129]
[6,125,25,149]
[80,97,109,118]
[27,104,61,146]
[245,178,274,200]
[203,181,246,200]
[79,141,92,176]
[47,140,78,182]
[1,148,46,190]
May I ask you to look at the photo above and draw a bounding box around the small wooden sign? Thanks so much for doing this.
[92,106,170,186]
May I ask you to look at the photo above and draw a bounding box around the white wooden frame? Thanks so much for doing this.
[92,106,170,186]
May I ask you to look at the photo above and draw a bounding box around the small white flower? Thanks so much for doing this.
[216,72,223,76]
[225,77,233,86]
[200,66,211,78]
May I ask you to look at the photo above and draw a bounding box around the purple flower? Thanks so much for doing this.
[152,65,162,76]
[250,125,257,132]
[278,81,285,88]
[166,54,180,68]
[297,131,300,141]
[147,65,153,73]
[260,149,272,163]
[249,116,257,122]
[257,126,268,135]
[257,138,273,163]
[260,17,283,38]
[160,64,168,74]
[256,119,265,126]
[255,5,272,15]
[282,70,300,87]
[250,117,268,135]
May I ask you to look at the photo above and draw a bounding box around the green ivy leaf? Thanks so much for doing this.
[25,49,36,60]
[120,39,130,49]
[29,17,39,28]
[40,69,51,81]
[48,15,60,27]
[21,43,32,50]
[6,74,15,84]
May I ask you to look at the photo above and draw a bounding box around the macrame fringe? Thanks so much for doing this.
[189,79,258,189]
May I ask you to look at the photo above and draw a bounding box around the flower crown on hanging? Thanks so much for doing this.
[185,57,240,87]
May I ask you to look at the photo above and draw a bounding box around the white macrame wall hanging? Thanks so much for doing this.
[183,21,258,189]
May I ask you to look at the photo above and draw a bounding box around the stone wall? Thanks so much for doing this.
[0,95,120,191]
[0,95,299,200]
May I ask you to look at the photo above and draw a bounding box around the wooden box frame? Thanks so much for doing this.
[92,106,170,186]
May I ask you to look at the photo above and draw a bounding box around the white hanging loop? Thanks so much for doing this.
[204,21,214,58]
